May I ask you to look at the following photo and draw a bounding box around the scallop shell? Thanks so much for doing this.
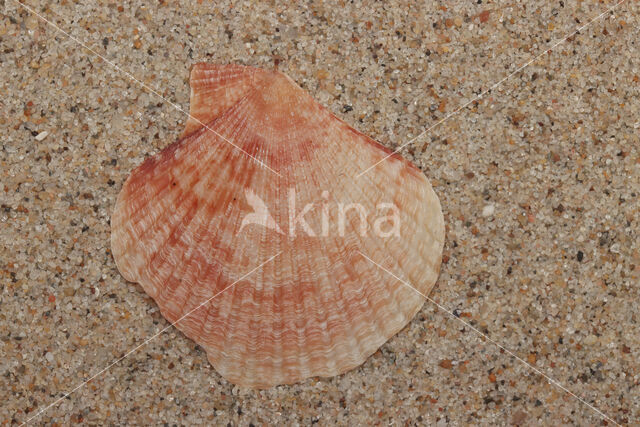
[111,63,445,388]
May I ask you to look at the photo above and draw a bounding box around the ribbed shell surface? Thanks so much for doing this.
[111,64,445,388]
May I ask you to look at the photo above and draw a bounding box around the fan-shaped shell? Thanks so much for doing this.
[111,63,445,388]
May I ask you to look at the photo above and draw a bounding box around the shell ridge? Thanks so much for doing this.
[118,181,198,286]
[191,103,281,383]
[330,155,397,363]
[264,101,311,384]
[250,123,285,385]
[382,177,443,295]
[250,197,275,384]
[193,248,232,340]
[276,112,394,377]
[119,126,231,268]
[126,85,273,327]
[280,95,332,382]
[321,119,427,359]
[344,133,443,295]
[317,119,401,357]
[292,125,362,374]
[139,190,203,298]
[227,186,273,384]
[121,122,222,225]
[183,63,264,137]
[286,161,363,372]
[293,130,342,376]
[151,207,223,320]
[205,81,281,167]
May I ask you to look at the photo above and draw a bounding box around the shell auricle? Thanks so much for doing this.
[111,63,445,388]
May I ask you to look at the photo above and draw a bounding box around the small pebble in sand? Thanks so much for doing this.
[482,204,495,217]
[35,131,49,141]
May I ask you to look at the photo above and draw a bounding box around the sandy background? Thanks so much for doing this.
[1,0,639,425]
